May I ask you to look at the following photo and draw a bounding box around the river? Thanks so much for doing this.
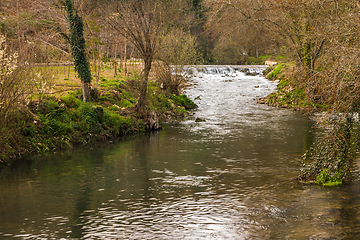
[1,66,360,239]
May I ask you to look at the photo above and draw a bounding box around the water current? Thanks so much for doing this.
[1,65,360,239]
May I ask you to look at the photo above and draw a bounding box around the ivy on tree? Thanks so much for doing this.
[63,0,92,102]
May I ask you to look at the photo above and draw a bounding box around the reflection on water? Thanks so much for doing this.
[1,66,360,239]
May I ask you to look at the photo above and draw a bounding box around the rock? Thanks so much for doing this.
[270,80,280,83]
[246,72,258,76]
[195,117,206,122]
[265,60,278,66]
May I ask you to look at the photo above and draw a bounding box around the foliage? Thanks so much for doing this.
[157,29,200,66]
[0,61,197,162]
[0,35,34,131]
[0,35,19,122]
[61,94,82,108]
[315,169,343,187]
[267,64,284,80]
[170,94,197,110]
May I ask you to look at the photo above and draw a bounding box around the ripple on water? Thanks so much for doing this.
[82,195,258,239]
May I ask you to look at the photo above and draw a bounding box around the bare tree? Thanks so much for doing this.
[103,0,166,117]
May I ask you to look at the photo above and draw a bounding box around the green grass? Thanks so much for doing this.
[267,63,284,79]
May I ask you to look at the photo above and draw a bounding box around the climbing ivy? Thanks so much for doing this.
[64,0,92,101]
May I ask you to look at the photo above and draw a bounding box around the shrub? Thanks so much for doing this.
[75,103,101,133]
[170,94,196,110]
[316,169,343,187]
[0,35,31,128]
[118,99,133,108]
[61,95,82,108]
[102,110,134,135]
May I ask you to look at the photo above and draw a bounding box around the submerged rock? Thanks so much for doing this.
[195,117,206,122]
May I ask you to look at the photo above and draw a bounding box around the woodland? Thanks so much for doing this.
[1,0,360,185]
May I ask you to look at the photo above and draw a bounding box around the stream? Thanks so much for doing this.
[1,65,360,239]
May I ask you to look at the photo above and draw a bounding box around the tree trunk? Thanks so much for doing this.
[136,58,152,118]
[124,39,127,76]
[82,81,90,102]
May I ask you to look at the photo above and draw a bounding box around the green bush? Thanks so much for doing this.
[102,110,135,135]
[108,105,120,111]
[21,125,36,137]
[37,97,60,113]
[61,95,82,108]
[316,169,343,187]
[246,57,264,65]
[76,104,101,133]
[149,92,171,111]
[170,94,196,110]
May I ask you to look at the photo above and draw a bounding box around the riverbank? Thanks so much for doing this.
[257,63,328,112]
[0,64,196,164]
[258,62,359,187]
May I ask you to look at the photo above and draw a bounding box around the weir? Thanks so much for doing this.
[177,65,268,75]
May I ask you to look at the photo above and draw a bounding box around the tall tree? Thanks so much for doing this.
[105,0,163,117]
[63,0,92,102]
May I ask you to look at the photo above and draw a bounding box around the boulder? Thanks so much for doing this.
[195,117,206,122]
[265,60,278,66]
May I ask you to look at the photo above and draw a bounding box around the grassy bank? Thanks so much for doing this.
[0,64,196,164]
[258,63,328,111]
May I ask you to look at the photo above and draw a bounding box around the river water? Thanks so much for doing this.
[1,66,360,239]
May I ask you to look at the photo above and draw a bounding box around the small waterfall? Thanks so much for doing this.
[179,65,269,76]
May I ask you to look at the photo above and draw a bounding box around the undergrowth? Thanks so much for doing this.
[262,63,328,110]
[0,76,196,163]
